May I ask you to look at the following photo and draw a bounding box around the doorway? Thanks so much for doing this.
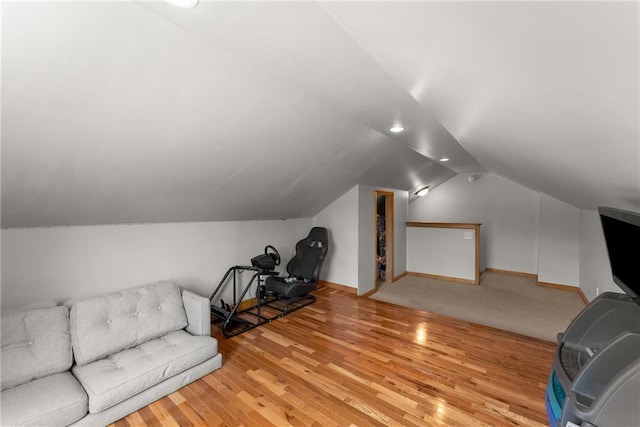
[374,190,394,290]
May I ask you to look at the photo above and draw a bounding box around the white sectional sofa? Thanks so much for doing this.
[1,281,222,426]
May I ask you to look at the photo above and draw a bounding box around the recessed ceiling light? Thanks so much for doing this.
[440,157,450,162]
[389,125,405,133]
[415,186,430,197]
[165,0,199,8]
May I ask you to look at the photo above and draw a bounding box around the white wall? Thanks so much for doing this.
[579,209,622,300]
[1,218,311,310]
[1,183,408,309]
[484,174,539,274]
[410,173,539,274]
[407,227,476,281]
[538,194,580,286]
[312,185,359,289]
[409,174,486,223]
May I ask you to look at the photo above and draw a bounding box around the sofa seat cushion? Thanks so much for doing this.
[0,372,88,427]
[72,330,218,413]
[1,306,72,390]
[70,281,188,366]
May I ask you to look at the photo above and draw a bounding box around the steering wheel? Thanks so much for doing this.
[265,245,281,266]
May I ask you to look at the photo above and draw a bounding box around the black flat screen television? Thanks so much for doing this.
[598,206,640,305]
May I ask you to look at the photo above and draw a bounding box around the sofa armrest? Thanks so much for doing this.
[181,289,211,336]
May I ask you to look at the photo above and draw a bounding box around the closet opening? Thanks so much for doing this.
[374,190,394,290]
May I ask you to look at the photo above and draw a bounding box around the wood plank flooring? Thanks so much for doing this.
[111,286,556,426]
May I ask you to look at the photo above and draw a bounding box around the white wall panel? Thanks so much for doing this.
[312,185,359,288]
[410,172,539,274]
[407,227,476,281]
[1,218,311,310]
[538,194,580,286]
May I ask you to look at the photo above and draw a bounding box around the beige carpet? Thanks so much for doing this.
[371,271,586,342]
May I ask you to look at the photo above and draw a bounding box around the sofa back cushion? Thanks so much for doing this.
[1,306,73,390]
[70,281,188,366]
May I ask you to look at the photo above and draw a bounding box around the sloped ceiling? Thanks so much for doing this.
[2,1,638,228]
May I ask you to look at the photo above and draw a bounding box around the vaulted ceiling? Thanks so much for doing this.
[2,1,638,228]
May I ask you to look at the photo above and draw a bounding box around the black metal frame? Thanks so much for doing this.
[257,291,316,320]
[209,265,316,337]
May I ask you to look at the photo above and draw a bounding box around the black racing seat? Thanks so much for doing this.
[264,227,329,298]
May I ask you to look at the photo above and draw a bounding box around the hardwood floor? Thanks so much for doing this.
[111,286,556,426]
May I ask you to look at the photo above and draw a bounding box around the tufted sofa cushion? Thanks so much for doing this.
[1,306,73,390]
[69,281,188,366]
[72,330,218,413]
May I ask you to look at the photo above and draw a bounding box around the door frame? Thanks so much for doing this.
[374,190,394,289]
